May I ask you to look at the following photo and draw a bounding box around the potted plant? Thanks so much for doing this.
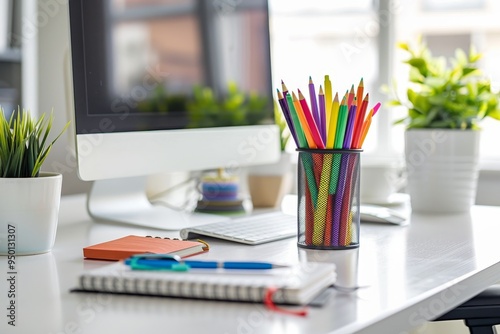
[388,39,500,213]
[247,105,293,208]
[0,108,69,255]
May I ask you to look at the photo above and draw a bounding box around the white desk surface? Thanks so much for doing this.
[2,194,500,334]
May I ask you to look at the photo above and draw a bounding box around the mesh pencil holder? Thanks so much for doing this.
[297,149,361,250]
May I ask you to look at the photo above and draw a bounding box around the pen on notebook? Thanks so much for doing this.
[125,256,288,270]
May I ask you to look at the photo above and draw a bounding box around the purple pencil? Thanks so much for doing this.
[332,154,349,246]
[308,77,322,139]
[318,85,326,144]
[343,102,357,149]
[277,89,299,147]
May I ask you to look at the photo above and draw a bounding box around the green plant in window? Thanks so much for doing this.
[187,82,272,128]
[387,38,500,129]
[137,86,188,113]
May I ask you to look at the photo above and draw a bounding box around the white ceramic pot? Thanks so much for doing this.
[0,172,63,255]
[405,129,480,213]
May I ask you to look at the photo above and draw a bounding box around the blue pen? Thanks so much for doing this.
[125,254,286,270]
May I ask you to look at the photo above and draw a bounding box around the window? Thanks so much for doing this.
[269,0,500,168]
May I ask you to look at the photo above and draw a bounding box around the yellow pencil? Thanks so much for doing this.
[324,75,332,136]
[326,92,339,149]
[312,154,332,246]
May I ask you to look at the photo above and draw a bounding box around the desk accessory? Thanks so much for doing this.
[125,254,288,270]
[74,260,336,305]
[359,205,408,225]
[195,169,245,213]
[180,211,296,245]
[83,235,209,261]
[0,108,69,255]
[277,77,380,249]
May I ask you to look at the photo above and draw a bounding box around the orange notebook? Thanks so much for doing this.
[83,235,209,261]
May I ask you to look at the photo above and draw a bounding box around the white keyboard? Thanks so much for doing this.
[180,212,297,245]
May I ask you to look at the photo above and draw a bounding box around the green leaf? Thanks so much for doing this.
[0,108,69,177]
[406,58,428,77]
[462,67,480,77]
[424,77,446,89]
[487,109,500,120]
[385,100,402,106]
[387,39,500,129]
[397,42,410,51]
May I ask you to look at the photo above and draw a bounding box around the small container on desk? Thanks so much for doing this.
[297,148,361,249]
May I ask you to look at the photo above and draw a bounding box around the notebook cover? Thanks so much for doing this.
[83,235,208,261]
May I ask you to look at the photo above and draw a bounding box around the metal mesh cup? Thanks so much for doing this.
[297,149,361,249]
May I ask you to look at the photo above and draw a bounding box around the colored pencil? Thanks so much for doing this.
[275,75,381,249]
[356,78,364,112]
[318,86,326,143]
[351,93,369,148]
[308,77,321,141]
[326,92,339,149]
[298,89,325,149]
[372,102,381,116]
[347,84,355,107]
[343,102,357,149]
[281,80,289,97]
[324,75,332,136]
[332,154,349,246]
[334,97,348,149]
[276,89,299,147]
[359,110,373,148]
[284,92,307,149]
[358,103,381,148]
[312,154,332,246]
[292,92,316,149]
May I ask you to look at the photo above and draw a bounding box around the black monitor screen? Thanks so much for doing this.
[69,0,273,133]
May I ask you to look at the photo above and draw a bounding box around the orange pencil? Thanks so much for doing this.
[358,109,373,148]
[292,92,316,149]
[298,89,325,149]
[358,102,380,148]
[352,93,369,148]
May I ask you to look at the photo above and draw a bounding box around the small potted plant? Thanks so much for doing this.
[0,108,69,255]
[388,38,500,213]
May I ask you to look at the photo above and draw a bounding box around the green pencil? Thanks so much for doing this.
[285,93,307,149]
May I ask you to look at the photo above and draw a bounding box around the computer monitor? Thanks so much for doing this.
[67,0,280,229]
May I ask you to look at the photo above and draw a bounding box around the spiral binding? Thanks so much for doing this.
[80,274,290,303]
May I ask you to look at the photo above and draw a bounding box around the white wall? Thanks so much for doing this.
[28,0,90,195]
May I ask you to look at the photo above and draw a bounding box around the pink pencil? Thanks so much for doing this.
[298,89,325,149]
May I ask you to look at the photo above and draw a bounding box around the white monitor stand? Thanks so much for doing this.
[86,176,230,230]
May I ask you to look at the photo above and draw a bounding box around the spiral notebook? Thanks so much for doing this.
[74,261,336,305]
